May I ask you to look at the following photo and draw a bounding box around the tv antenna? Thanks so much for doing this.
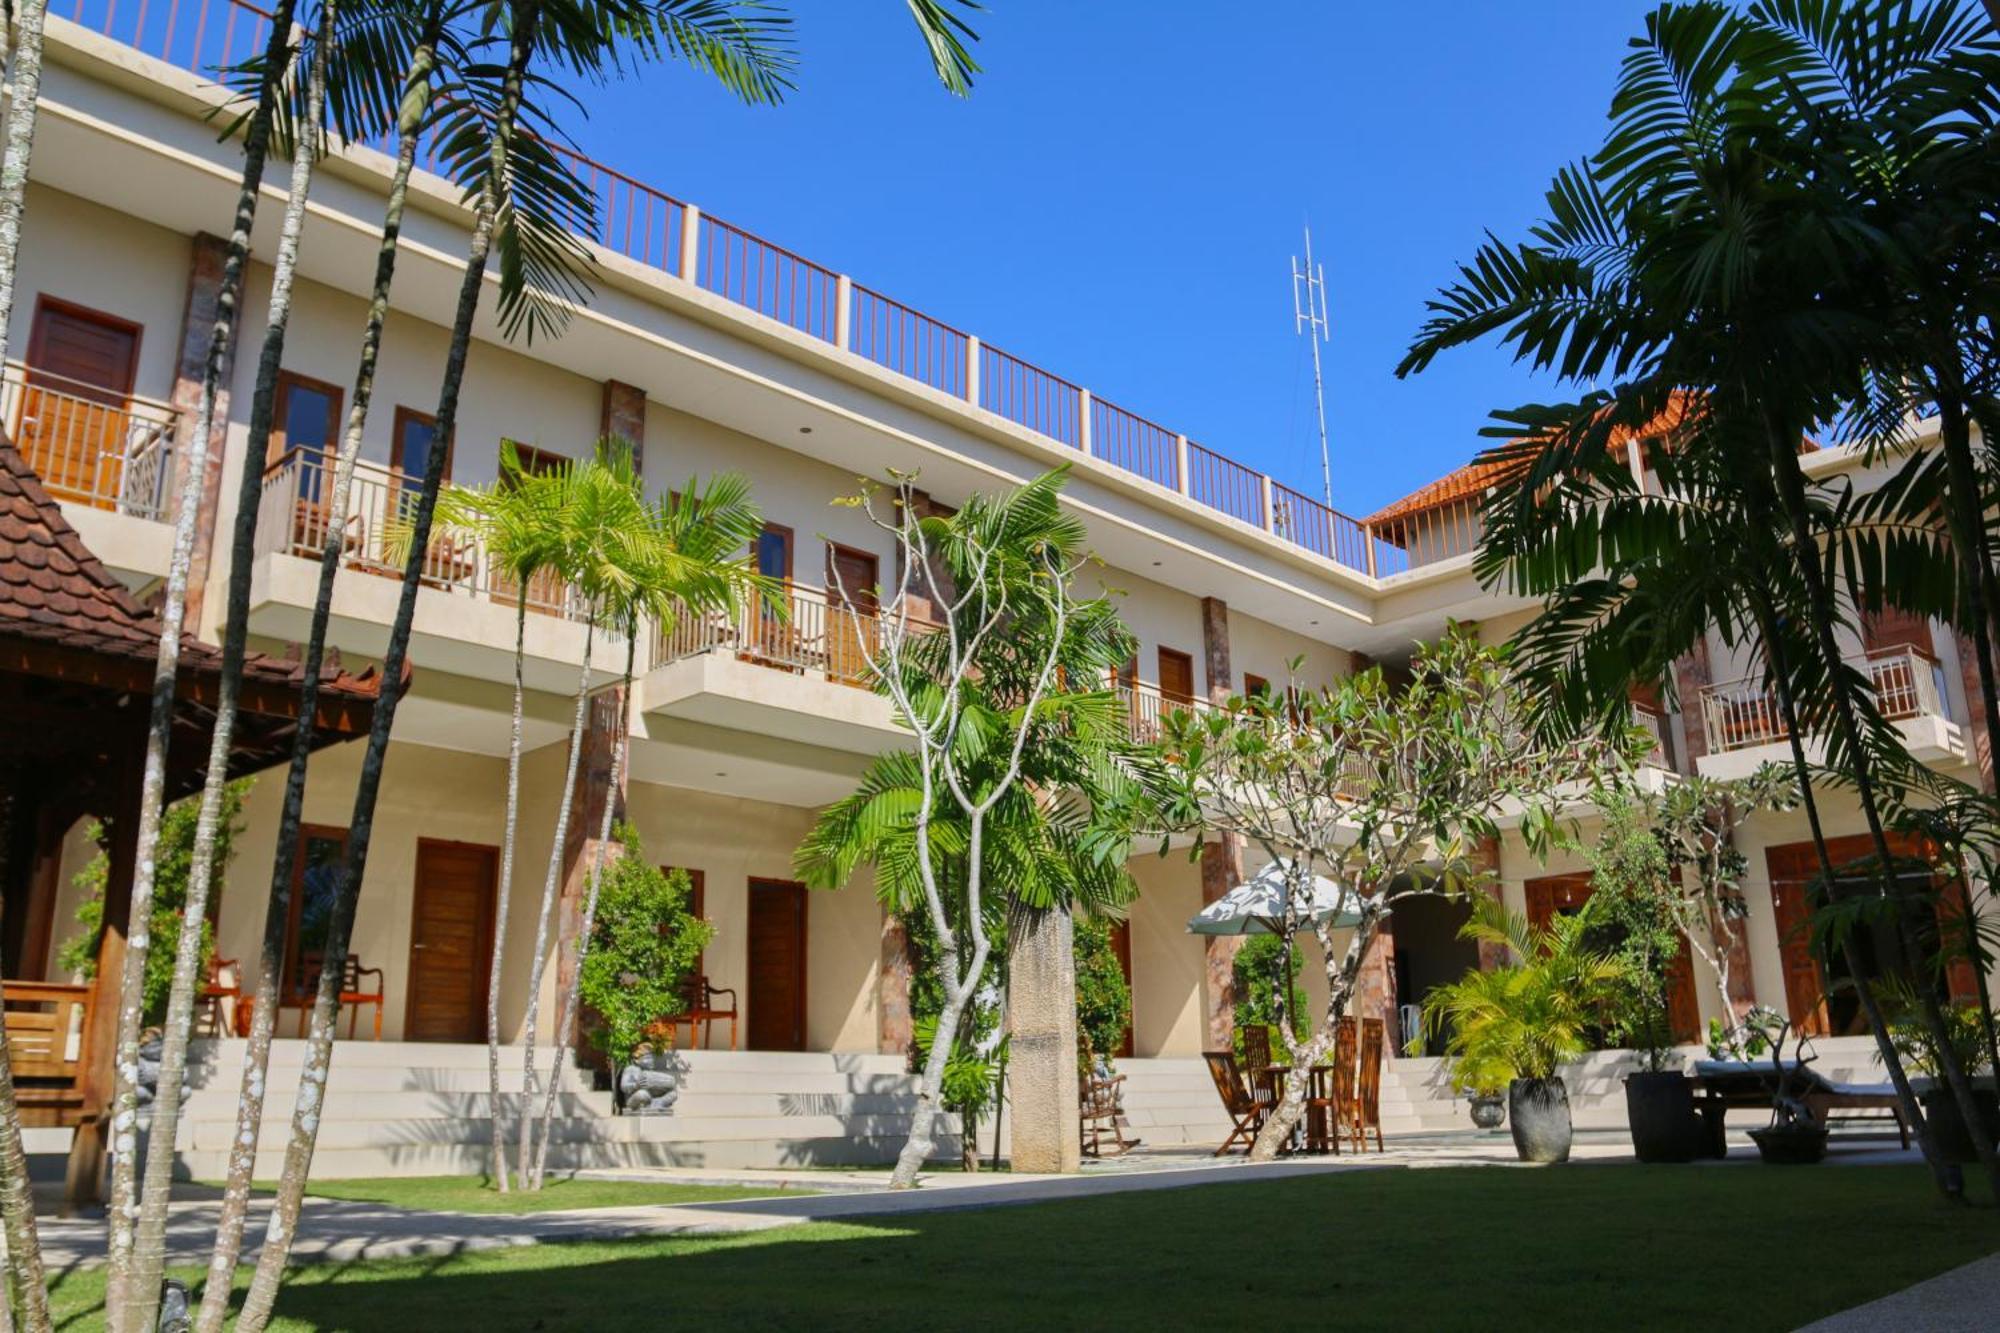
[1292,225,1333,509]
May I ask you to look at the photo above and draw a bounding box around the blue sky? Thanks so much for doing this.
[570,1,1659,517]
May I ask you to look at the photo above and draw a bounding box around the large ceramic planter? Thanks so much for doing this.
[1469,1093,1507,1131]
[1509,1076,1572,1163]
[1921,1089,2000,1165]
[1749,1122,1829,1165]
[1624,1070,1701,1163]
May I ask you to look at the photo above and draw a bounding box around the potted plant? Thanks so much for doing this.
[1443,1050,1510,1131]
[1878,980,1999,1165]
[1424,897,1626,1162]
[1581,796,1704,1162]
[1727,1008,1828,1165]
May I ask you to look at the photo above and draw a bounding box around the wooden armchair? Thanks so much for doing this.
[201,955,246,1038]
[1078,1036,1140,1158]
[2,981,91,1127]
[294,954,386,1040]
[659,974,738,1051]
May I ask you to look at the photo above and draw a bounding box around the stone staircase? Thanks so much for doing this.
[172,1040,953,1179]
[159,1035,1904,1178]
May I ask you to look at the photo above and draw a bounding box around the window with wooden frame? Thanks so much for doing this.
[271,370,343,469]
[392,406,449,485]
[1244,673,1271,700]
[664,866,708,980]
[283,825,351,1001]
[503,440,565,480]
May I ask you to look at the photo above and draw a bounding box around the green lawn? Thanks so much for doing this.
[289,1174,804,1214]
[53,1166,2000,1330]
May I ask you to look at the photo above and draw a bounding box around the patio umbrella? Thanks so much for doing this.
[1186,859,1362,936]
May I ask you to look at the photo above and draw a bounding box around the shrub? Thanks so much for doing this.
[1074,914,1132,1060]
[577,823,712,1068]
[1233,932,1308,1056]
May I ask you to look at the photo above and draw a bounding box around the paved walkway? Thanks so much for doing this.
[1798,1251,2000,1332]
[32,1134,1638,1271]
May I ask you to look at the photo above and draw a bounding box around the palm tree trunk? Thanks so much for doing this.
[1748,585,1953,1194]
[0,894,50,1333]
[516,621,597,1188]
[0,0,50,337]
[488,588,529,1192]
[193,22,442,1327]
[1757,434,1998,1194]
[529,625,637,1189]
[100,3,311,1317]
[234,11,540,1319]
[126,10,337,1328]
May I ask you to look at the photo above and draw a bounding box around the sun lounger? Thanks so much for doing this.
[1689,1059,1909,1149]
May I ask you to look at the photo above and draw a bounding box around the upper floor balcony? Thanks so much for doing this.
[4,360,179,583]
[248,447,612,693]
[1695,644,1961,779]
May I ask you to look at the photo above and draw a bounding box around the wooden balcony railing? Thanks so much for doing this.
[1699,645,1948,754]
[255,448,592,622]
[2,361,179,521]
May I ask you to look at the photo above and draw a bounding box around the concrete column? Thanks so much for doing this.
[877,911,913,1056]
[556,689,628,1046]
[679,205,701,283]
[1077,388,1093,456]
[1355,916,1398,1046]
[1259,474,1275,531]
[1957,629,1996,793]
[964,335,981,406]
[1672,638,1715,767]
[1005,906,1080,1174]
[1175,434,1191,496]
[172,233,241,635]
[834,274,852,351]
[598,379,647,474]
[1198,596,1244,1049]
[1470,835,1507,973]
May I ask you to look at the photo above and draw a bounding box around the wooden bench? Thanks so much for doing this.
[3,980,93,1128]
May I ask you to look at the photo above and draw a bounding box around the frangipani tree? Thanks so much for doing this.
[1144,628,1641,1159]
[798,466,1136,1187]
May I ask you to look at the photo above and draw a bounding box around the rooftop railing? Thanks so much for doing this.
[77,0,1480,580]
[2,362,180,521]
[1698,645,1949,754]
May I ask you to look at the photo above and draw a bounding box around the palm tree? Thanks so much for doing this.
[419,445,572,1191]
[523,464,769,1189]
[215,6,790,1319]
[1394,2,2000,1197]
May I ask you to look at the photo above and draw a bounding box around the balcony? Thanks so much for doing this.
[4,361,180,580]
[641,582,905,754]
[1632,702,1675,771]
[248,448,609,692]
[1116,680,1208,745]
[1696,645,1960,778]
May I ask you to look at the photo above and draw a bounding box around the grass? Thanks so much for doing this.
[287,1174,804,1215]
[51,1165,2000,1330]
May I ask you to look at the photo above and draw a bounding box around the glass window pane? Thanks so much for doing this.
[284,386,334,452]
[757,529,788,580]
[398,416,437,479]
[288,833,347,995]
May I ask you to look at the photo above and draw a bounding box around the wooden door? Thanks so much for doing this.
[1523,872,1701,1044]
[1108,920,1134,1057]
[825,544,879,686]
[21,298,141,507]
[1765,842,1831,1037]
[404,840,498,1042]
[1158,647,1195,707]
[747,878,807,1051]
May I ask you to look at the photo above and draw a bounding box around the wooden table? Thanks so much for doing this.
[1258,1064,1342,1155]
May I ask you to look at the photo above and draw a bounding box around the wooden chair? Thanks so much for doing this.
[294,954,386,1040]
[1304,1062,1342,1156]
[1239,1023,1274,1075]
[1331,1017,1360,1150]
[660,974,738,1051]
[1353,1017,1386,1153]
[200,955,245,1038]
[1078,1036,1140,1158]
[1203,1050,1272,1156]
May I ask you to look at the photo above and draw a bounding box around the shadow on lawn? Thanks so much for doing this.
[49,1166,1999,1332]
